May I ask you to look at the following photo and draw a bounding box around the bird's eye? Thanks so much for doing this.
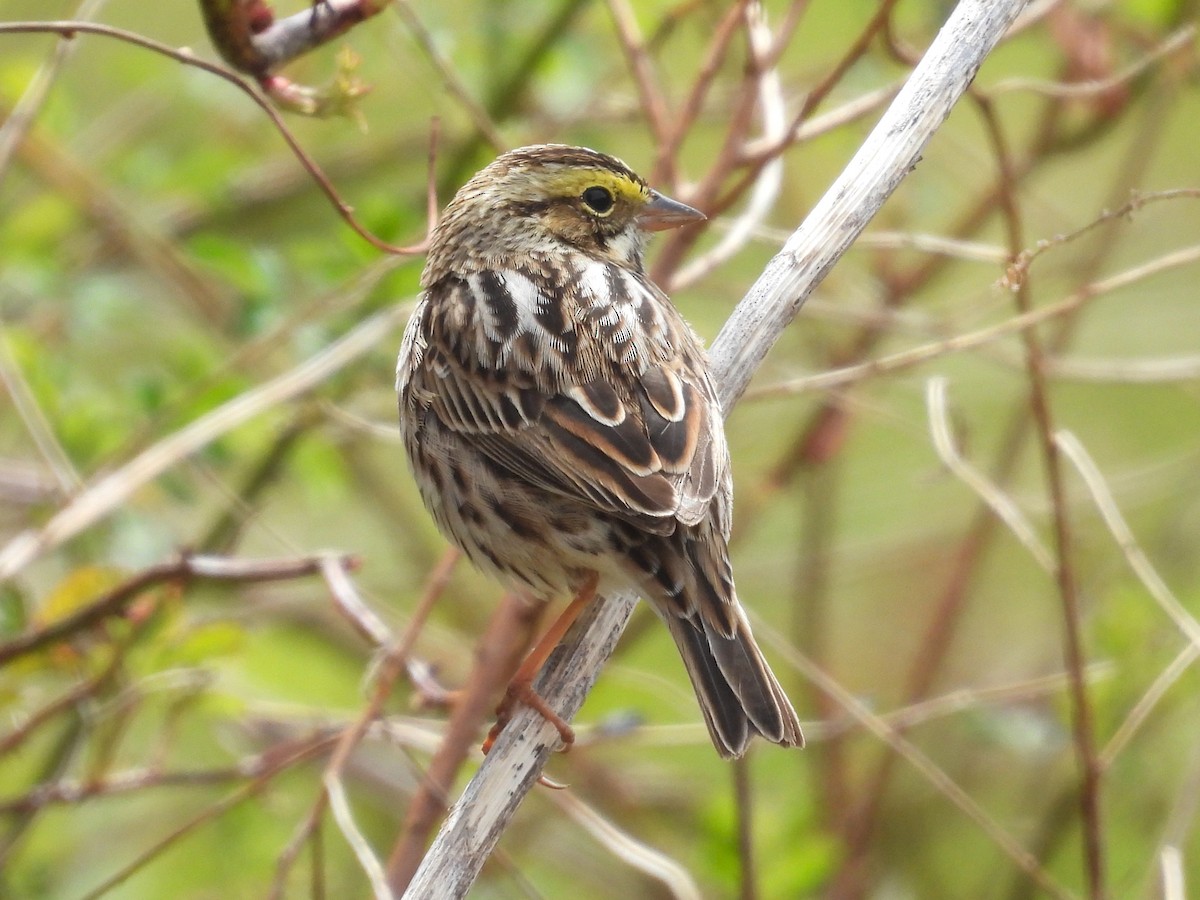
[581,186,615,215]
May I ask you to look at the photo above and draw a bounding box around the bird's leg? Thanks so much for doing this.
[482,572,600,755]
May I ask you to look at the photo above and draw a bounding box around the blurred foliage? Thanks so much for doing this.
[2,0,1200,898]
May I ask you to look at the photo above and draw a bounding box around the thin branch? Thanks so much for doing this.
[817,663,1114,741]
[653,0,750,184]
[0,320,79,495]
[732,0,901,170]
[0,552,357,666]
[0,303,411,582]
[709,0,1022,412]
[990,25,1196,100]
[202,0,391,75]
[0,645,126,755]
[1160,846,1186,900]
[276,548,460,896]
[1055,431,1200,653]
[0,21,424,255]
[393,3,506,154]
[733,757,757,900]
[0,0,107,192]
[1100,643,1197,769]
[323,553,393,647]
[741,80,902,155]
[975,91,1105,898]
[753,621,1074,899]
[76,735,336,900]
[605,0,672,155]
[327,764,392,897]
[1044,353,1200,383]
[926,378,1055,573]
[673,2,786,290]
[384,592,545,893]
[549,790,702,900]
[1002,188,1200,289]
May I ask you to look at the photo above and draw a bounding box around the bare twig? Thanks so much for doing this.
[1100,644,1197,769]
[605,0,672,153]
[1160,846,1186,900]
[1044,353,1200,383]
[990,25,1196,100]
[731,0,902,170]
[814,663,1114,741]
[673,2,786,290]
[327,762,392,897]
[0,21,424,254]
[398,549,460,664]
[77,734,337,900]
[385,592,545,893]
[752,619,1074,898]
[549,790,702,900]
[0,0,107,191]
[393,3,506,154]
[1055,431,1200,653]
[272,557,406,899]
[741,81,903,155]
[733,757,758,900]
[0,321,79,495]
[709,0,1023,411]
[1002,188,1200,289]
[0,646,126,756]
[653,0,750,184]
[975,91,1105,897]
[323,553,392,647]
[202,0,391,75]
[1055,429,1200,773]
[0,552,358,666]
[0,303,411,582]
[926,378,1055,573]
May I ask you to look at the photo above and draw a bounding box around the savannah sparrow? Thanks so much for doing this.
[396,145,803,758]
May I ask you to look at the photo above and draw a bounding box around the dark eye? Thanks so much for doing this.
[581,186,615,215]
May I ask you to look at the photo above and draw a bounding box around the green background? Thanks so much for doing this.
[2,1,1199,897]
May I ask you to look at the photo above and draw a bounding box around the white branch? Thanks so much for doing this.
[402,1,1029,896]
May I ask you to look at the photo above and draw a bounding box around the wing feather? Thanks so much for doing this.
[408,262,727,532]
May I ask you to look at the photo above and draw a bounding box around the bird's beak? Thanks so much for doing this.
[638,190,706,232]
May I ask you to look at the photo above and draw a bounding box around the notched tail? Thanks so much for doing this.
[665,610,804,759]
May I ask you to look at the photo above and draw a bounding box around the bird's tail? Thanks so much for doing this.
[663,601,804,758]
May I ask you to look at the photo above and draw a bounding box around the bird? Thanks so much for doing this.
[396,144,803,758]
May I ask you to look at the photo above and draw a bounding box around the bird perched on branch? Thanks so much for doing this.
[396,144,802,758]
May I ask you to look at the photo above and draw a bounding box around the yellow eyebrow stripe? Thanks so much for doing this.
[546,168,649,204]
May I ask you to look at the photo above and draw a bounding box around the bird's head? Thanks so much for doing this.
[426,145,704,278]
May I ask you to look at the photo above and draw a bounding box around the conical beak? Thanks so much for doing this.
[638,190,706,232]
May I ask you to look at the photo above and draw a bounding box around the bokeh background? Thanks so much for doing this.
[2,1,1199,897]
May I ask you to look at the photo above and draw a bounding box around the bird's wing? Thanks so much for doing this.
[407,265,727,530]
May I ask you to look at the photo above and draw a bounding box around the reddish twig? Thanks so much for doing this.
[200,0,390,75]
[0,21,425,255]
[272,548,460,896]
[731,0,903,171]
[0,638,126,756]
[605,0,673,153]
[384,591,545,895]
[974,92,1105,899]
[0,552,359,667]
[652,0,751,185]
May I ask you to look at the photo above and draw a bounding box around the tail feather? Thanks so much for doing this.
[664,610,804,758]
[630,522,803,757]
